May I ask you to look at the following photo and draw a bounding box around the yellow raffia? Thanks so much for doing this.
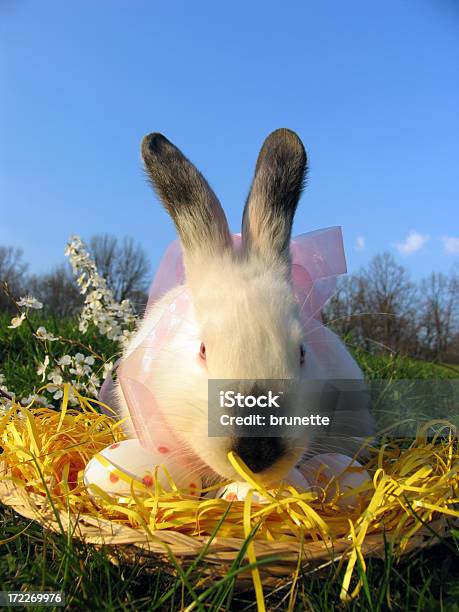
[0,384,458,606]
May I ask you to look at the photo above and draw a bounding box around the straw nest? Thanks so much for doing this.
[0,385,458,603]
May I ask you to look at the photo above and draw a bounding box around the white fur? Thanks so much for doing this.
[115,251,371,484]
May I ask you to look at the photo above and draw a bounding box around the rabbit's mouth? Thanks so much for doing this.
[230,436,287,473]
[203,439,305,486]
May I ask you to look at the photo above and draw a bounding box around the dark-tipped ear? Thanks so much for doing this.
[242,129,307,263]
[142,133,232,256]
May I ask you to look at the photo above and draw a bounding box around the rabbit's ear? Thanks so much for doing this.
[242,129,307,263]
[142,133,232,256]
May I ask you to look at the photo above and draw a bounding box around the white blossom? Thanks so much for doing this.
[17,296,43,309]
[37,355,50,382]
[65,235,137,347]
[69,363,89,377]
[20,394,50,407]
[57,355,72,366]
[9,313,26,329]
[103,361,114,376]
[3,235,141,409]
[47,369,63,386]
[0,399,12,414]
[35,326,58,342]
[87,372,100,387]
[0,373,13,414]
[50,388,63,400]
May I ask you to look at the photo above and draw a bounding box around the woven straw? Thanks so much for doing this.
[1,392,458,604]
[0,467,452,589]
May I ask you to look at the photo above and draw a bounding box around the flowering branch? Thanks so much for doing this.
[2,234,141,406]
[65,235,136,348]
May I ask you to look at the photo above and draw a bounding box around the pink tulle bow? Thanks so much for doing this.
[147,226,345,313]
[102,227,347,453]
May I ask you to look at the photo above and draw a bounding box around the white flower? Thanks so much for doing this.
[103,361,114,376]
[65,235,137,347]
[87,373,100,388]
[106,325,122,341]
[0,399,12,413]
[20,394,42,406]
[35,326,58,342]
[67,387,78,406]
[122,329,134,344]
[84,356,95,366]
[57,355,72,366]
[0,372,11,402]
[9,313,26,328]
[32,395,49,406]
[70,364,86,377]
[74,353,85,363]
[17,296,43,309]
[37,355,50,382]
[47,370,63,386]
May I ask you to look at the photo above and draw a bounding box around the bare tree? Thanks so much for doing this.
[359,252,419,353]
[0,246,28,312]
[29,264,83,318]
[324,275,366,343]
[88,234,150,308]
[325,253,420,355]
[419,272,459,361]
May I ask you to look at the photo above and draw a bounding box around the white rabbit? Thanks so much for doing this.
[112,129,373,485]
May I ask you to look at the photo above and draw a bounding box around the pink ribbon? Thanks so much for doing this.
[101,227,347,453]
[147,227,345,317]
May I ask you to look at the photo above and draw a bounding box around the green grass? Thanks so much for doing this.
[1,315,458,611]
[351,346,459,381]
[0,505,458,611]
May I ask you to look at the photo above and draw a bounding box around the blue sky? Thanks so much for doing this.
[1,0,458,281]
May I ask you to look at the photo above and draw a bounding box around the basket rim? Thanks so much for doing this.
[0,473,453,579]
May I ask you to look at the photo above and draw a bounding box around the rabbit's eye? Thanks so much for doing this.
[300,344,306,366]
[199,342,206,360]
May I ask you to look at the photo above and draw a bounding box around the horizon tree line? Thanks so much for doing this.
[1,237,458,364]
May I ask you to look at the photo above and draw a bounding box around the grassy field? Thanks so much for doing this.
[0,313,458,611]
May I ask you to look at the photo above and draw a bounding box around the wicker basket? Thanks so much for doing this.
[1,399,457,601]
[0,469,452,589]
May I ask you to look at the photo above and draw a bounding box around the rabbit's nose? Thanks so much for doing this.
[231,437,286,473]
